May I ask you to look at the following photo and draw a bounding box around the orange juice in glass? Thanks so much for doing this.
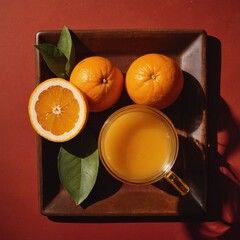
[98,104,189,195]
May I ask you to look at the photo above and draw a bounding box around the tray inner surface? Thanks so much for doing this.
[36,30,207,217]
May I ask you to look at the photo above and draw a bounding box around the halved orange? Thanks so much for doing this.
[28,78,88,142]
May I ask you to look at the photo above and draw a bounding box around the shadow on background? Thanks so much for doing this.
[184,36,240,239]
[47,35,240,235]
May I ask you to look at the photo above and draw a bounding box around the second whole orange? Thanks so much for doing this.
[70,56,124,112]
[125,53,184,109]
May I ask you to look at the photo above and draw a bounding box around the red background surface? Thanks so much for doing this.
[1,0,240,239]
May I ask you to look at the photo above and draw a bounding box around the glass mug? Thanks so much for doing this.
[98,104,189,195]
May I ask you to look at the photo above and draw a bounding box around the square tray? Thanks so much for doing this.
[36,29,207,218]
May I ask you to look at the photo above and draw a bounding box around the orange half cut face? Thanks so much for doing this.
[28,78,88,142]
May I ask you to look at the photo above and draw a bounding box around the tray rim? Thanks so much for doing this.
[35,29,208,217]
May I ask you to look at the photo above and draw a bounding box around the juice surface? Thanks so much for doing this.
[103,110,173,182]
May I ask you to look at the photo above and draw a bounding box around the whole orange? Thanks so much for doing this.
[126,53,184,109]
[70,56,124,112]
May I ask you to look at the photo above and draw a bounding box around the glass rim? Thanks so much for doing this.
[98,104,179,185]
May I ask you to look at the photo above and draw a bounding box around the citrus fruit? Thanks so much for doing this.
[125,53,184,109]
[28,78,88,142]
[70,56,124,112]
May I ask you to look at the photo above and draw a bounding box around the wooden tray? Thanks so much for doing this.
[36,29,207,218]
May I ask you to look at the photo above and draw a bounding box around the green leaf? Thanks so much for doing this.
[58,129,99,205]
[57,25,75,76]
[35,43,68,79]
[57,26,72,61]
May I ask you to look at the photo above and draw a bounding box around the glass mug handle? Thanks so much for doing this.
[164,170,190,195]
